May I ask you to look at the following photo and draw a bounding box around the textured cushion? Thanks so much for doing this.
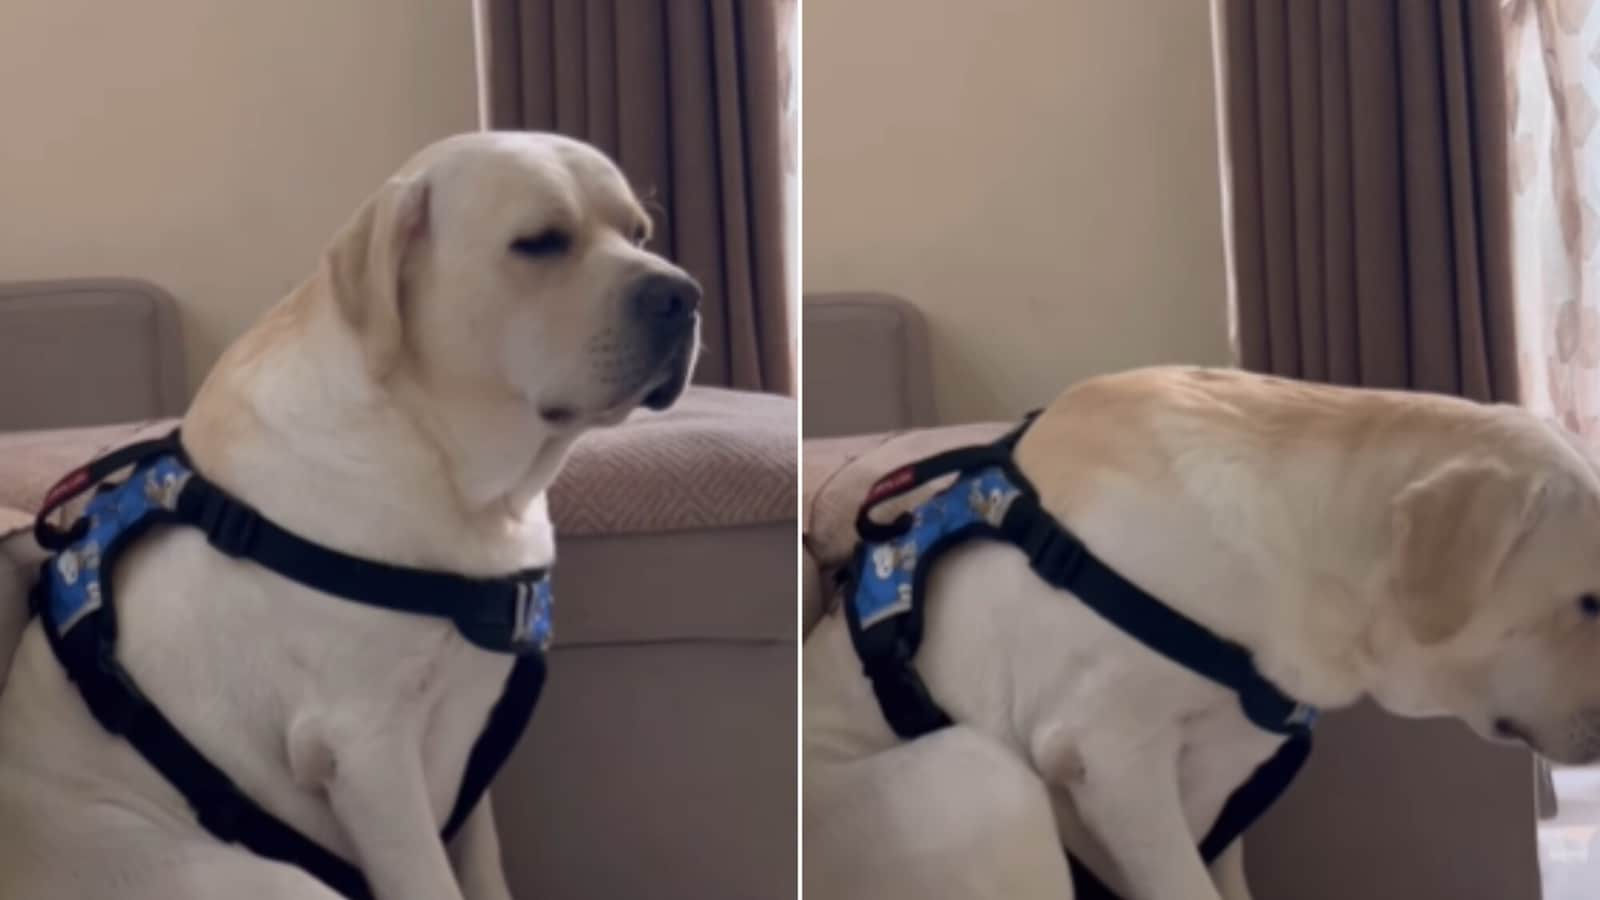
[0,421,168,513]
[553,387,794,536]
[0,506,29,539]
[0,388,796,538]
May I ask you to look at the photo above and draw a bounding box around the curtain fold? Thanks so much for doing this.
[481,0,793,394]
[1218,0,1518,403]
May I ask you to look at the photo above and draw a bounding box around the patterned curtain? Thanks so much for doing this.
[1506,0,1600,440]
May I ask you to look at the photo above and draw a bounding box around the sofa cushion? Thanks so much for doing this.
[0,388,795,538]
[556,523,792,645]
[0,506,29,540]
[0,420,167,513]
[552,387,794,536]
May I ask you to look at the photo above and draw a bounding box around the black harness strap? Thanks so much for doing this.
[30,432,549,900]
[170,478,547,654]
[441,652,546,838]
[842,415,1315,898]
[37,433,547,655]
[37,594,381,899]
[996,489,1312,735]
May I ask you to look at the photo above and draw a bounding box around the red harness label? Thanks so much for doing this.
[865,467,915,503]
[41,468,90,512]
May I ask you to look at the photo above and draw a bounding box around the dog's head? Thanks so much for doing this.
[326,131,700,428]
[1385,414,1600,764]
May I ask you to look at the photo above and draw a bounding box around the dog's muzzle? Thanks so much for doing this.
[630,271,701,409]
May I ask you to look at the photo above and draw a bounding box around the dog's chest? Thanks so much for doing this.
[1174,702,1284,832]
[290,618,514,819]
[106,536,516,830]
[416,646,515,814]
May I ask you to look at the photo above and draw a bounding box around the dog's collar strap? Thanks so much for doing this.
[842,414,1317,894]
[29,433,550,899]
[34,429,553,655]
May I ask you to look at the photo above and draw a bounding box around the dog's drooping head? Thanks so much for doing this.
[327,131,700,428]
[1386,413,1600,764]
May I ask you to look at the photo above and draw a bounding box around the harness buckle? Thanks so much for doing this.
[509,580,539,653]
[1286,703,1319,730]
[197,493,261,557]
[1016,513,1085,584]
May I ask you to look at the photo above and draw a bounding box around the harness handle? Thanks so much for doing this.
[856,445,1013,542]
[855,416,1040,543]
[33,431,181,551]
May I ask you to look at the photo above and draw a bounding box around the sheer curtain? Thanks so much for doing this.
[1505,0,1600,441]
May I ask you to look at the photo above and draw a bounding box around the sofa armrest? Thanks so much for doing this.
[802,292,935,437]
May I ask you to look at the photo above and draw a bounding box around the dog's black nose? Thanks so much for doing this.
[631,272,702,325]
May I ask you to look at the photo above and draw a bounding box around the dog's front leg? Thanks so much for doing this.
[448,793,514,900]
[0,530,45,692]
[1210,840,1253,900]
[1041,730,1222,900]
[323,734,465,900]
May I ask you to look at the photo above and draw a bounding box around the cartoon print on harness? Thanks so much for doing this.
[854,467,1022,630]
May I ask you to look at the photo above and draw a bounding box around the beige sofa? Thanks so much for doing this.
[801,291,1542,900]
[0,279,797,900]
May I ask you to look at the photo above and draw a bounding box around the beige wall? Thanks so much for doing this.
[804,0,1233,423]
[0,0,478,391]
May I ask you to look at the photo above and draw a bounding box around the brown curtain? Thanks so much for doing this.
[481,0,793,395]
[1216,4,1539,900]
[1218,0,1519,403]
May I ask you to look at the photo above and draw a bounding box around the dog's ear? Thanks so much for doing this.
[325,174,430,375]
[1389,459,1548,645]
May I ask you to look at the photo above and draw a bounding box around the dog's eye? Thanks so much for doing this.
[1580,594,1600,618]
[630,223,649,246]
[510,229,571,258]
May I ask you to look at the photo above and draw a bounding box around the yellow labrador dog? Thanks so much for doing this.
[804,366,1600,900]
[0,131,699,900]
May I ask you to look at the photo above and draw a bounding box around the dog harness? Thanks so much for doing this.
[27,431,553,900]
[843,416,1316,899]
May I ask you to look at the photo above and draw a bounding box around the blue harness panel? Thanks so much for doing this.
[45,456,188,635]
[853,467,1021,629]
[41,454,553,651]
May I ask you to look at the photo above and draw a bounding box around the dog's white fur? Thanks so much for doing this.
[804,366,1600,900]
[0,131,699,900]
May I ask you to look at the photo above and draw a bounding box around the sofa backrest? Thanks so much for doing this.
[802,292,934,437]
[0,279,186,431]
